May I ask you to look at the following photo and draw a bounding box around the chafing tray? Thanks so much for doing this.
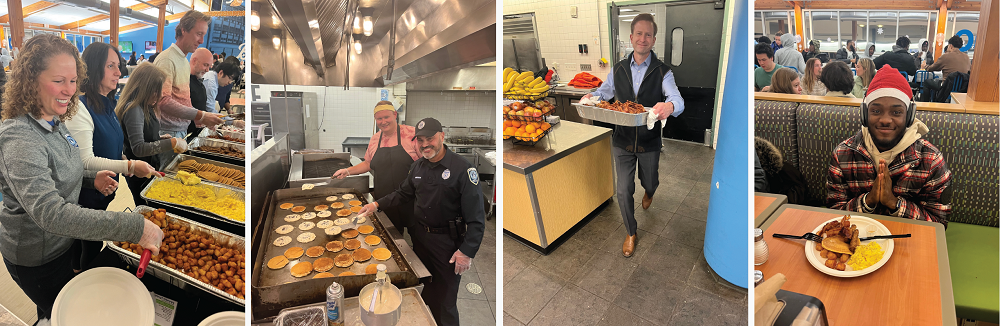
[164,154,245,176]
[189,137,246,161]
[140,175,246,226]
[572,103,648,126]
[251,187,430,320]
[199,128,247,144]
[107,206,245,306]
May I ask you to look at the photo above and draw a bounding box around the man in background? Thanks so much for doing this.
[755,43,784,91]
[919,35,971,101]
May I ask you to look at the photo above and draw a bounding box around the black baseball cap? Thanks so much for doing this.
[412,117,443,140]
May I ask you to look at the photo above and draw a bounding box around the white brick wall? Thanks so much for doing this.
[504,0,614,81]
[405,91,497,133]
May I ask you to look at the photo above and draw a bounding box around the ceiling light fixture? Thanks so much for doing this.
[354,39,362,54]
[250,10,260,31]
[353,15,362,34]
[272,14,279,27]
[363,16,373,36]
[309,20,319,29]
[272,36,280,49]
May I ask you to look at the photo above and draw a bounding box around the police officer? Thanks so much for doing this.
[357,117,485,326]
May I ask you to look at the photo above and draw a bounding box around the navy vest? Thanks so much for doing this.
[610,52,672,153]
[78,94,124,160]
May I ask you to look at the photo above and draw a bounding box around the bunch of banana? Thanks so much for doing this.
[503,67,550,96]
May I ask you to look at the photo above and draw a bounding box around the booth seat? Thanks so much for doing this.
[754,93,999,322]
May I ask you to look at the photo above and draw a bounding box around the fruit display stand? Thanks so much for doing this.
[502,121,615,254]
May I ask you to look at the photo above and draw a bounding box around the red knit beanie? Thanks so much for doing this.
[864,66,912,107]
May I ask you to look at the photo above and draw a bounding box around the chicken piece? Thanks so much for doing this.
[849,228,861,252]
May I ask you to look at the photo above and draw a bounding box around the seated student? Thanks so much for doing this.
[761,67,801,94]
[754,43,784,91]
[919,35,971,102]
[827,66,952,226]
[874,36,917,77]
[852,58,876,98]
[802,58,827,96]
[820,61,856,98]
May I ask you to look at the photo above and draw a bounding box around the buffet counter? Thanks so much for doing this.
[503,121,614,252]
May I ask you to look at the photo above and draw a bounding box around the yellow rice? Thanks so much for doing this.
[846,242,884,271]
[145,179,245,222]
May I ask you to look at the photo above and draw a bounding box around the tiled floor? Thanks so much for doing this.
[458,216,498,325]
[503,140,748,325]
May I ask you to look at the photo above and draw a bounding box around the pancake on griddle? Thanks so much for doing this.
[353,248,372,262]
[273,236,292,247]
[280,203,294,210]
[314,204,329,211]
[364,235,381,246]
[372,248,392,261]
[365,264,378,274]
[336,209,351,217]
[349,200,363,206]
[284,247,304,259]
[313,272,335,279]
[339,271,356,276]
[291,206,306,213]
[351,206,363,213]
[326,195,338,201]
[341,229,359,239]
[267,255,289,269]
[290,261,313,277]
[342,194,356,199]
[358,225,375,234]
[334,253,354,268]
[345,239,362,250]
[326,240,344,252]
[330,202,345,209]
[306,246,325,257]
[313,257,335,272]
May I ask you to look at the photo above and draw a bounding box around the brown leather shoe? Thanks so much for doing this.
[623,234,637,257]
[641,192,653,210]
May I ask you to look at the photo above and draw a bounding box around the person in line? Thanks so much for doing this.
[127,52,137,66]
[801,40,822,63]
[214,56,241,113]
[820,61,856,98]
[852,58,876,98]
[0,34,163,322]
[874,36,917,77]
[775,33,806,74]
[357,118,485,326]
[771,31,783,53]
[153,10,224,168]
[919,36,971,102]
[333,101,419,236]
[202,61,239,113]
[581,13,685,257]
[118,63,189,203]
[187,48,213,134]
[836,39,859,67]
[754,43,784,91]
[828,66,952,226]
[763,68,802,95]
[802,58,827,96]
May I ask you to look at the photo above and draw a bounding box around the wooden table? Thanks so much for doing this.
[949,93,999,115]
[757,205,956,326]
[754,192,787,227]
[230,97,245,106]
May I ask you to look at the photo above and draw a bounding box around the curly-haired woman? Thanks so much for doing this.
[0,34,163,321]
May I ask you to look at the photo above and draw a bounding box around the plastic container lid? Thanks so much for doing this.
[51,267,154,326]
[198,311,246,326]
[276,305,326,326]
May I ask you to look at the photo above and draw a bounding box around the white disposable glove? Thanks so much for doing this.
[130,160,157,178]
[332,168,351,179]
[159,134,172,140]
[137,219,164,256]
[357,203,378,217]
[171,137,188,153]
[450,250,472,275]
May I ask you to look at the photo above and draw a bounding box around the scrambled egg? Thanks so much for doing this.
[145,179,245,222]
[846,242,884,271]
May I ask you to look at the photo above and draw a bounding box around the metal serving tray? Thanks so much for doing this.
[163,154,245,176]
[188,137,246,161]
[140,175,246,226]
[572,103,648,126]
[198,128,247,144]
[106,206,245,306]
[251,187,430,320]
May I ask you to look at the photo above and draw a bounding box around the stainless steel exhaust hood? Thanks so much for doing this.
[251,0,495,87]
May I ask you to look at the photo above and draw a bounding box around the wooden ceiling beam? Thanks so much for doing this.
[101,21,154,35]
[60,14,109,30]
[204,10,243,17]
[128,0,168,11]
[756,0,980,11]
[0,1,59,24]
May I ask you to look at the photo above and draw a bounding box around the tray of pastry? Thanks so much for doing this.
[140,174,246,226]
[188,137,245,161]
[253,189,410,288]
[108,206,245,306]
[199,128,246,144]
[163,154,245,189]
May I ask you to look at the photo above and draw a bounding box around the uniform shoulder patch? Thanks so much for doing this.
[467,167,479,186]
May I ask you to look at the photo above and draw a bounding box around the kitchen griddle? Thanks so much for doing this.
[301,158,353,179]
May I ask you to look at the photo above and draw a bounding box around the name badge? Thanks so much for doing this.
[65,134,79,148]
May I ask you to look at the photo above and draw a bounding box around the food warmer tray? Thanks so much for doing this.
[199,128,247,144]
[140,175,246,228]
[572,103,648,126]
[188,137,246,164]
[163,154,245,178]
[251,187,430,320]
[107,206,245,306]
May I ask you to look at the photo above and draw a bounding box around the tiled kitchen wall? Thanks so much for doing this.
[251,85,396,150]
[503,0,613,81]
[404,91,497,135]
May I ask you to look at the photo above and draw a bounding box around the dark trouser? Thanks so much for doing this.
[3,245,78,322]
[920,78,944,102]
[125,175,152,207]
[382,202,414,237]
[613,146,660,236]
[411,226,461,326]
[75,189,116,271]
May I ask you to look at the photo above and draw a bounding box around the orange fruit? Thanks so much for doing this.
[511,121,522,128]
[525,125,536,133]
[503,120,512,128]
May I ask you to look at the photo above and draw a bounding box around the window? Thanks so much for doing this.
[899,12,930,52]
[840,11,868,52]
[671,28,683,66]
[868,11,897,54]
[807,11,838,52]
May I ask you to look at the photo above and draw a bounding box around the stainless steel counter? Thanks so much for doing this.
[549,85,595,96]
[503,121,612,174]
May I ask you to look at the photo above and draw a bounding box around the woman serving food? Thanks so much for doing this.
[0,34,163,321]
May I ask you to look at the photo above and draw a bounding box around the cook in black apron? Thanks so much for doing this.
[369,124,416,233]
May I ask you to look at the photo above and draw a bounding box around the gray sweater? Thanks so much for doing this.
[0,114,144,266]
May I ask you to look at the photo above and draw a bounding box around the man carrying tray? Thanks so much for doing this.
[580,13,685,257]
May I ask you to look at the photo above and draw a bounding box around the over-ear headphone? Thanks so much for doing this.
[861,101,916,127]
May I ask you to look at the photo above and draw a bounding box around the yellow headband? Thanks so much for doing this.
[373,104,395,114]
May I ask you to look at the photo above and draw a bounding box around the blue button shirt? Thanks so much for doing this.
[589,53,685,117]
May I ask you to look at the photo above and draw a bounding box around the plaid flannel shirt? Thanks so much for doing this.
[827,130,952,227]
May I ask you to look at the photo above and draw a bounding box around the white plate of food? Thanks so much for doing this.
[804,215,895,277]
